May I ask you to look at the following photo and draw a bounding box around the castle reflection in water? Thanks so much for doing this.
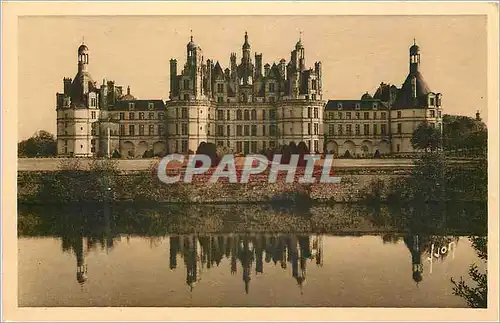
[60,232,459,293]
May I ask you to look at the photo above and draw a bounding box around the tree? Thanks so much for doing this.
[442,114,487,156]
[18,130,57,157]
[195,142,218,166]
[411,123,442,152]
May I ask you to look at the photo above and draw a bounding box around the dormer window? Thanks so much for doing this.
[148,103,154,110]
[337,103,343,109]
[429,97,435,106]
[355,103,360,110]
[373,103,378,109]
[129,103,135,110]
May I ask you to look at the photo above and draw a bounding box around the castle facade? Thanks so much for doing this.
[55,34,442,158]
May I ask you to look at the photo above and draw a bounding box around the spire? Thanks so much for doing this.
[243,31,250,50]
[190,29,193,42]
[127,85,130,95]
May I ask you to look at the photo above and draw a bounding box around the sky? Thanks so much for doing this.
[18,15,487,140]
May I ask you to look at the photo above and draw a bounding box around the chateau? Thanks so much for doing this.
[56,34,442,158]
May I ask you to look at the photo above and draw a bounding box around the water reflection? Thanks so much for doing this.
[18,203,487,307]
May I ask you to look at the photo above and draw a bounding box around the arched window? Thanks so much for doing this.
[236,109,242,120]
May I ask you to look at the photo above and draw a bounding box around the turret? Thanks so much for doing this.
[77,42,89,73]
[410,38,420,74]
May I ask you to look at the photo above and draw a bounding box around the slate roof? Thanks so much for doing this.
[111,99,166,111]
[325,99,388,111]
[393,71,432,108]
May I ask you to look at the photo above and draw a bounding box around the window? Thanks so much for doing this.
[129,112,135,120]
[181,140,188,153]
[217,125,224,136]
[184,94,189,100]
[346,112,352,120]
[149,112,155,120]
[129,103,135,110]
[227,125,231,136]
[139,112,145,120]
[227,110,230,120]
[120,125,125,135]
[270,124,277,136]
[337,103,343,109]
[175,124,179,135]
[314,123,319,135]
[237,110,242,120]
[430,110,436,118]
[307,123,311,135]
[314,140,318,153]
[438,110,442,118]
[262,141,267,151]
[312,80,317,90]
[217,96,223,103]
[269,83,275,93]
[308,107,312,118]
[139,125,145,136]
[262,110,266,120]
[244,125,250,136]
[91,111,96,119]
[355,124,360,135]
[236,141,243,152]
[237,125,243,136]
[149,125,154,136]
[313,107,318,118]
[338,124,343,135]
[182,108,188,119]
[184,79,190,89]
[251,125,257,136]
[217,110,224,121]
[381,112,387,120]
[430,97,435,106]
[217,83,224,93]
[373,124,377,135]
[129,125,135,135]
[364,124,370,135]
[397,111,402,119]
[181,123,188,135]
[244,110,250,120]
[356,112,360,119]
[269,109,276,120]
[262,125,266,136]
[397,123,402,134]
[346,124,352,135]
[338,112,342,119]
[159,113,164,120]
[148,103,154,110]
[250,141,257,153]
[364,112,369,120]
[251,109,257,120]
[381,124,387,135]
[158,125,164,136]
[397,144,400,152]
[373,112,377,120]
[217,141,224,147]
[430,122,435,128]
